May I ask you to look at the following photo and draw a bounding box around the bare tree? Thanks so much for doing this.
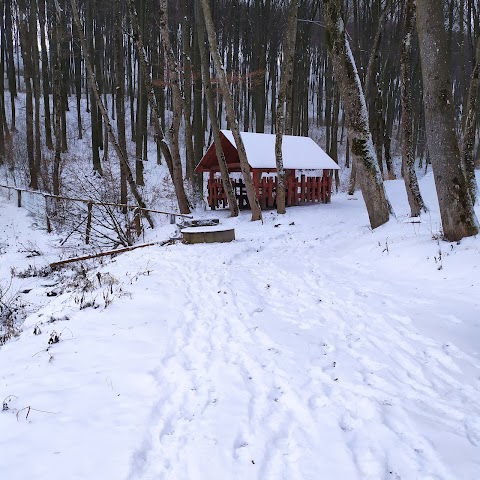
[127,0,191,214]
[195,0,238,216]
[323,0,391,229]
[68,0,154,229]
[462,36,480,205]
[200,0,262,221]
[400,0,426,216]
[17,0,38,190]
[275,0,299,214]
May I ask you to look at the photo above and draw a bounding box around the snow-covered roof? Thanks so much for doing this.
[220,130,339,170]
[196,130,339,172]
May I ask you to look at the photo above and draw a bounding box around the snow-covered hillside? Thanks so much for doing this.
[1,173,479,480]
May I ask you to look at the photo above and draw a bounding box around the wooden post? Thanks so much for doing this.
[134,208,142,236]
[209,171,214,209]
[17,189,22,208]
[45,196,52,233]
[253,169,261,207]
[85,201,93,244]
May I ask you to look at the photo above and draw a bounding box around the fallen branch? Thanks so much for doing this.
[50,242,158,269]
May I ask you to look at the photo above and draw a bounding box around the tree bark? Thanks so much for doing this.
[200,0,262,221]
[416,0,479,240]
[127,0,191,214]
[195,0,238,216]
[52,2,62,196]
[17,0,38,190]
[86,0,102,175]
[114,0,128,210]
[348,0,391,194]
[324,0,391,229]
[275,0,298,214]
[38,0,53,149]
[68,0,154,229]
[462,36,480,205]
[401,0,426,216]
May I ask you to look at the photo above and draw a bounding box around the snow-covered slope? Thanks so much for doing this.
[1,173,479,480]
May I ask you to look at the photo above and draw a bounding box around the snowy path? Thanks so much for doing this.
[1,178,480,479]
[123,219,480,480]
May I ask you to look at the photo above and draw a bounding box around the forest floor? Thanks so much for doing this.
[1,172,480,479]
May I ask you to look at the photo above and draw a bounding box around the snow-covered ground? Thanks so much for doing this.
[1,173,480,480]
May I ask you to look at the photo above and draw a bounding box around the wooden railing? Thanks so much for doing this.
[208,174,332,210]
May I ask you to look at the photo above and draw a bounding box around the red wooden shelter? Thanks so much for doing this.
[195,130,340,210]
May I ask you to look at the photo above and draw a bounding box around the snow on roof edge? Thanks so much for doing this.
[220,130,339,170]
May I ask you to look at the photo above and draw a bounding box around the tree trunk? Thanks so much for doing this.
[348,0,390,194]
[86,0,102,175]
[200,0,262,221]
[416,0,478,240]
[114,0,128,210]
[462,36,480,205]
[275,0,298,214]
[195,0,238,216]
[401,0,426,216]
[324,0,391,229]
[38,0,53,149]
[69,0,154,229]
[158,0,191,211]
[30,0,42,176]
[17,0,38,190]
[127,0,191,214]
[52,3,62,196]
[4,0,16,130]
[192,12,204,200]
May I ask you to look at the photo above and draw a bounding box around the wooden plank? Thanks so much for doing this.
[267,178,275,207]
[261,177,267,210]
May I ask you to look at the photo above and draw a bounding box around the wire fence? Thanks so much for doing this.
[0,184,192,246]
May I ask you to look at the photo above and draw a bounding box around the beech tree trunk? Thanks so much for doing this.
[17,0,38,190]
[348,0,391,194]
[38,0,53,150]
[416,0,479,240]
[324,0,391,229]
[195,0,238,217]
[462,37,480,205]
[400,0,426,217]
[127,0,191,214]
[275,0,298,214]
[52,2,62,196]
[200,0,262,221]
[114,0,127,210]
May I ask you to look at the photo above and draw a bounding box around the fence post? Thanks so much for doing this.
[17,189,22,208]
[169,214,176,224]
[44,196,50,232]
[85,202,93,244]
[134,208,142,236]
